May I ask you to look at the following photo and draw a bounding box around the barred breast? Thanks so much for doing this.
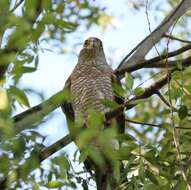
[70,60,114,123]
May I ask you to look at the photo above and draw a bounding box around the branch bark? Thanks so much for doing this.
[115,55,191,75]
[105,74,170,121]
[14,90,66,133]
[116,0,191,72]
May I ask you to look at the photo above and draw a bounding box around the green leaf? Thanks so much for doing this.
[47,181,64,188]
[167,84,182,100]
[0,155,9,175]
[32,182,39,190]
[145,169,158,185]
[12,65,37,76]
[18,66,37,73]
[134,87,144,96]
[0,89,9,111]
[113,82,126,97]
[53,155,70,170]
[117,133,136,142]
[79,150,88,163]
[159,123,171,129]
[172,71,181,80]
[100,98,119,108]
[10,86,30,107]
[125,72,134,89]
[116,144,137,160]
[178,105,188,120]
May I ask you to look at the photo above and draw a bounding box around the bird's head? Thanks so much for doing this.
[79,37,105,60]
[83,37,103,50]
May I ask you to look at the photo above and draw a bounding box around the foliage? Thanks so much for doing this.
[0,0,191,190]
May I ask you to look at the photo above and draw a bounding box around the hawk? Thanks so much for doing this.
[62,37,124,190]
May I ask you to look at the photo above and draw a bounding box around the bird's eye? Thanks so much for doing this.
[84,40,89,47]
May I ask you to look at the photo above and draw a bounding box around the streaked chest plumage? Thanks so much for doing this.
[70,60,114,120]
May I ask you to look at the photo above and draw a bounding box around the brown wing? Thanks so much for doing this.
[61,77,74,122]
[111,74,125,134]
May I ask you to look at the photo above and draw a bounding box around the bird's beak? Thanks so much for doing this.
[86,39,96,49]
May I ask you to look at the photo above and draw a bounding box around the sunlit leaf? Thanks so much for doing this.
[113,82,126,97]
[125,72,134,90]
[100,98,119,108]
[10,86,30,107]
[0,89,9,110]
[53,155,70,170]
[47,181,64,188]
[134,87,144,96]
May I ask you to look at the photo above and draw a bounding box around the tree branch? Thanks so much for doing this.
[10,0,25,12]
[155,90,178,111]
[14,90,66,133]
[126,119,161,128]
[163,33,191,44]
[116,0,191,72]
[106,74,170,121]
[40,134,72,160]
[126,119,191,130]
[115,55,191,75]
[143,56,191,69]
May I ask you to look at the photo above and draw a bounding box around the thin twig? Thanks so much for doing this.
[115,45,191,75]
[126,119,191,130]
[155,90,178,111]
[126,119,161,127]
[106,74,170,121]
[10,0,25,12]
[145,0,161,58]
[164,34,191,44]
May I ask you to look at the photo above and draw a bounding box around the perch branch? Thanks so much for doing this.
[116,0,191,72]
[115,55,191,75]
[14,90,66,133]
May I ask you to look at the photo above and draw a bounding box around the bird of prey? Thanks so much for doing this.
[62,37,124,190]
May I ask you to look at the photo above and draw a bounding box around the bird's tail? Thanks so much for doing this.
[94,158,120,190]
[95,172,108,190]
